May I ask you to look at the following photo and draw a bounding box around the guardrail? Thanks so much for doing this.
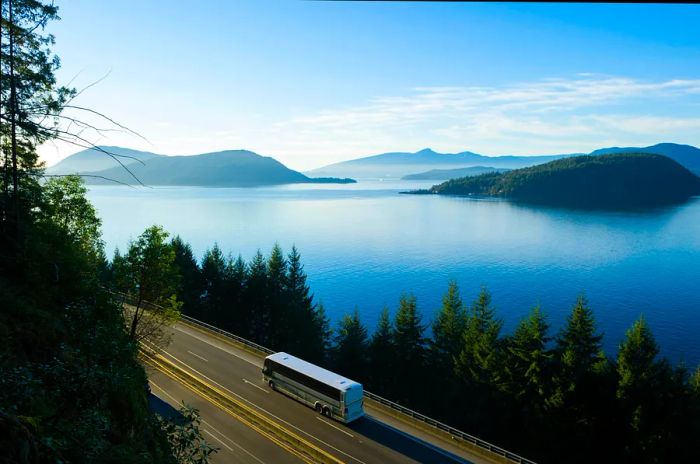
[179,314,275,355]
[113,291,536,464]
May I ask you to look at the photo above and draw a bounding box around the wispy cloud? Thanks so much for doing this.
[266,75,700,166]
[41,75,700,171]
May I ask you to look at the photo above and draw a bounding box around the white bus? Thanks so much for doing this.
[262,352,365,423]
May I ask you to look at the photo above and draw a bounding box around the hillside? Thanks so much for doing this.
[590,142,700,175]
[51,147,354,186]
[402,166,510,180]
[417,153,700,209]
[46,146,162,174]
[306,148,576,179]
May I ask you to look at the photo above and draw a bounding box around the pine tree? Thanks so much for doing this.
[223,254,247,335]
[333,309,369,382]
[200,243,227,325]
[456,286,503,387]
[245,249,268,343]
[432,280,468,374]
[393,293,427,405]
[308,301,333,366]
[368,306,394,396]
[266,243,288,349]
[548,294,603,410]
[171,235,201,318]
[544,294,609,463]
[284,245,324,362]
[504,305,551,403]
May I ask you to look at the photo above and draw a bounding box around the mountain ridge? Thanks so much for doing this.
[49,147,354,187]
[307,142,700,179]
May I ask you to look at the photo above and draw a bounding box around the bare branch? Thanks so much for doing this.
[37,173,141,188]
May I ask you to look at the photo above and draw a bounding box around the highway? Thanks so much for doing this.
[149,320,500,464]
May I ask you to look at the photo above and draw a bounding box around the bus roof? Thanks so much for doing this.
[265,352,362,392]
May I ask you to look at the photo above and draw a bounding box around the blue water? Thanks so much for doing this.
[87,182,700,366]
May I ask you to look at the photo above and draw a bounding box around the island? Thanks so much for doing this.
[405,153,700,209]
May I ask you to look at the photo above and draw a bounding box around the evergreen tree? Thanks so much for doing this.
[504,306,551,404]
[432,280,468,374]
[545,294,609,463]
[617,316,659,401]
[245,249,268,343]
[200,243,227,325]
[333,309,369,382]
[547,294,604,409]
[309,301,333,366]
[223,254,247,335]
[368,306,395,396]
[393,293,427,405]
[171,235,202,318]
[615,316,692,463]
[266,243,288,349]
[284,245,325,362]
[456,286,503,387]
[1,0,74,263]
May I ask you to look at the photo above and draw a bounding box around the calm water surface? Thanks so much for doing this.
[87,182,700,365]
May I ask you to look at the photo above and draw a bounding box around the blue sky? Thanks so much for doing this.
[39,1,700,171]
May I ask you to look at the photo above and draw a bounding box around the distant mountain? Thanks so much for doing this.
[402,166,510,181]
[46,146,162,175]
[52,147,354,187]
[306,148,581,179]
[589,143,700,175]
[412,154,700,210]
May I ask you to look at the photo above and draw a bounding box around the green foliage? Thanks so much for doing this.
[431,280,468,373]
[503,306,551,403]
[157,404,217,464]
[333,309,369,381]
[112,225,181,345]
[368,307,394,396]
[617,316,660,400]
[41,175,103,257]
[456,286,503,387]
[428,153,700,209]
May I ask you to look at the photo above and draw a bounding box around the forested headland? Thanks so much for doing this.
[104,233,700,464]
[414,153,700,209]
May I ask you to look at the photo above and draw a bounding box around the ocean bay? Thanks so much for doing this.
[88,182,700,365]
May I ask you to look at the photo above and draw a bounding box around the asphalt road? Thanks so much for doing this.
[150,321,498,464]
[147,365,303,464]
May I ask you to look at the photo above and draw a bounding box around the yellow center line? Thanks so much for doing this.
[146,354,319,464]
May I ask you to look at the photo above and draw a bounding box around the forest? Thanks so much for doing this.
[0,1,213,462]
[421,153,700,209]
[105,232,700,464]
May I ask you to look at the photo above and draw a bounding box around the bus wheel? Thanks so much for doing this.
[268,380,275,390]
[322,406,331,417]
[315,403,322,413]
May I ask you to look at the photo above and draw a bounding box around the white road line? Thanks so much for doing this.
[316,417,354,438]
[202,420,267,464]
[150,380,181,405]
[174,325,260,367]
[151,379,267,463]
[187,350,209,362]
[159,349,366,464]
[243,378,269,393]
[204,429,233,452]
